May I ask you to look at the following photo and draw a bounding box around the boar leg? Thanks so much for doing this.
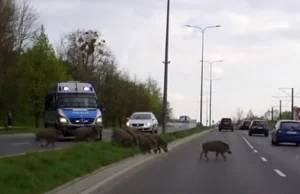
[204,151,209,160]
[221,152,227,161]
[215,152,219,160]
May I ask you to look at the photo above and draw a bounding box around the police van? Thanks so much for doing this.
[44,81,104,140]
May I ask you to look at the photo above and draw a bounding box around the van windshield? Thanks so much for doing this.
[57,93,97,108]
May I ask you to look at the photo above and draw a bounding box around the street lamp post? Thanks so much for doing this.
[202,60,222,126]
[185,24,221,126]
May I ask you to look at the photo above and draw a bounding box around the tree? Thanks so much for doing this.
[235,108,244,124]
[17,25,69,127]
[246,109,254,120]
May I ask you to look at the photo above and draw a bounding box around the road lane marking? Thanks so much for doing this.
[12,142,31,145]
[0,152,26,158]
[253,149,258,153]
[260,157,267,162]
[242,137,254,149]
[274,169,286,177]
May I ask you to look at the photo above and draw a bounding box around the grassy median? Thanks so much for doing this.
[0,127,209,194]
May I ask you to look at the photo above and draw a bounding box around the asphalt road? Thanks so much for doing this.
[91,129,300,194]
[0,126,185,157]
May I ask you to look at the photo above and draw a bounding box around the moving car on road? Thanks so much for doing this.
[126,112,159,134]
[219,118,234,132]
[238,120,251,130]
[271,120,300,146]
[248,120,269,137]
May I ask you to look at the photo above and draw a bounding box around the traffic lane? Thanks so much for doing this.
[239,130,300,179]
[92,130,294,194]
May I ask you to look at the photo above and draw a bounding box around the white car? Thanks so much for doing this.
[126,112,159,134]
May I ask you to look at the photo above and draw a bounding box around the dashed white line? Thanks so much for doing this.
[242,137,254,149]
[11,142,31,145]
[260,157,267,162]
[274,169,286,177]
[253,149,258,153]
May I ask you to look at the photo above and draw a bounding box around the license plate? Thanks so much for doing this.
[224,122,228,124]
[257,127,263,129]
[287,131,297,134]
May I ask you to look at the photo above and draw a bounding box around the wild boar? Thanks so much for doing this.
[122,126,140,146]
[34,128,57,150]
[200,140,232,161]
[136,133,157,154]
[142,133,168,153]
[111,128,136,146]
[74,127,99,142]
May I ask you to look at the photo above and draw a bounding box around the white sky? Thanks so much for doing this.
[28,0,300,123]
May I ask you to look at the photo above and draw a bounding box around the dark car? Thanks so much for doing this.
[248,120,269,137]
[239,120,251,130]
[219,118,234,132]
[271,120,300,146]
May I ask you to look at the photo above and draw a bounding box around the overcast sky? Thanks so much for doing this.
[29,0,300,123]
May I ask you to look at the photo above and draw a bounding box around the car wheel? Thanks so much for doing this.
[219,129,222,132]
[296,143,300,146]
[265,133,269,137]
[248,133,252,136]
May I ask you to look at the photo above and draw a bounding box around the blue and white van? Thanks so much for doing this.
[44,81,104,140]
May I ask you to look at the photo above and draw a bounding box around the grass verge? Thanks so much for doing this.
[0,127,209,194]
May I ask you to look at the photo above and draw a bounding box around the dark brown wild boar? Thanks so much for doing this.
[136,133,156,154]
[111,128,136,146]
[34,128,57,150]
[122,126,140,146]
[200,140,232,161]
[74,127,100,142]
[142,133,168,153]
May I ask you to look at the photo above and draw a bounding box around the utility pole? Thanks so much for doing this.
[185,25,221,126]
[271,107,274,121]
[206,96,208,126]
[291,88,294,120]
[161,0,170,134]
[279,100,282,119]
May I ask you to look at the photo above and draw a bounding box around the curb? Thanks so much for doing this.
[46,128,212,194]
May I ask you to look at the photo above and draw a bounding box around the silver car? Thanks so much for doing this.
[126,112,159,134]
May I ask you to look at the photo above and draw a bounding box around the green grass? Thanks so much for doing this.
[0,127,209,194]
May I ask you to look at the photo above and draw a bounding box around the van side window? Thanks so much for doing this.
[45,94,55,110]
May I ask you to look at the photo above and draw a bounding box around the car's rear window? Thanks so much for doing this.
[252,121,267,126]
[221,119,231,124]
[280,122,300,130]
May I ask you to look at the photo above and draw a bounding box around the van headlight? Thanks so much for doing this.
[96,116,102,124]
[59,116,68,123]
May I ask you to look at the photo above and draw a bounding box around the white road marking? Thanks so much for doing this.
[0,152,26,158]
[260,157,267,162]
[253,149,258,153]
[274,169,286,177]
[242,137,254,149]
[11,142,31,145]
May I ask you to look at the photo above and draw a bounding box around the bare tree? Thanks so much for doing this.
[236,108,244,124]
[13,0,39,52]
